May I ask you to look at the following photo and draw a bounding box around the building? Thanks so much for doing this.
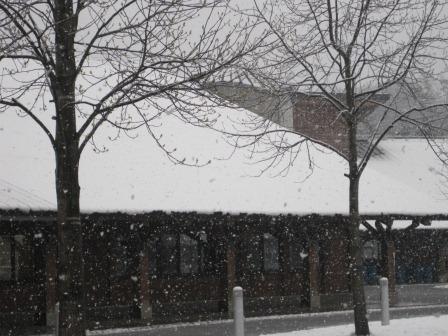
[1,99,448,330]
[209,80,448,157]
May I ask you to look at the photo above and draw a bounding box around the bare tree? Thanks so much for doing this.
[0,1,261,334]
[215,1,448,335]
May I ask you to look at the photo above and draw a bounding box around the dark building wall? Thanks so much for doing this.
[293,95,349,157]
[2,209,446,330]
[360,226,448,286]
[291,94,389,158]
[208,82,294,129]
[0,218,50,328]
[319,228,350,294]
[394,229,448,284]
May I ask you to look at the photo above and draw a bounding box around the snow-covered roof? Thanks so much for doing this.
[391,220,448,230]
[1,104,448,216]
[361,220,448,231]
[0,178,55,210]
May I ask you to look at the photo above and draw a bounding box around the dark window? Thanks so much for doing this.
[243,235,263,272]
[151,233,211,276]
[241,233,280,273]
[363,240,380,260]
[289,239,308,271]
[362,240,380,285]
[148,237,158,276]
[110,236,130,279]
[0,236,11,280]
[160,234,178,275]
[180,234,199,274]
[14,235,34,279]
[263,233,280,272]
[0,235,34,281]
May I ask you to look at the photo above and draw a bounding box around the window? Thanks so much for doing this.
[289,239,308,271]
[243,235,263,272]
[241,233,280,273]
[0,235,34,281]
[263,233,280,272]
[148,237,158,276]
[180,234,199,274]
[150,232,212,276]
[0,236,11,280]
[362,240,380,285]
[363,240,380,260]
[160,234,179,275]
[109,236,131,279]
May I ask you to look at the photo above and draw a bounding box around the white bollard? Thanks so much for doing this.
[233,286,245,336]
[379,277,390,326]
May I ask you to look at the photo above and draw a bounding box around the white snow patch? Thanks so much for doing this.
[1,101,448,216]
[261,315,448,336]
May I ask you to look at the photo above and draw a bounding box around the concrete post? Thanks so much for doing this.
[380,277,390,326]
[233,286,244,336]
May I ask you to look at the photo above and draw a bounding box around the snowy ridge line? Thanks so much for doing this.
[75,209,448,218]
[3,208,448,222]
[0,178,54,205]
[0,177,55,210]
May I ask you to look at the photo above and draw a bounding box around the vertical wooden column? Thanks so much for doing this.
[226,241,237,318]
[45,237,57,327]
[279,236,290,296]
[309,241,320,311]
[437,246,448,282]
[386,240,397,305]
[139,244,152,322]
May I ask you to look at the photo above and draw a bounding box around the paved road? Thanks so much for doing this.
[28,284,448,336]
[87,305,448,336]
[365,283,448,308]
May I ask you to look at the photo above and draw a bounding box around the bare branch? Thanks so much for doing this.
[0,98,56,149]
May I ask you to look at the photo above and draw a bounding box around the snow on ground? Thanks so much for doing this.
[261,315,448,336]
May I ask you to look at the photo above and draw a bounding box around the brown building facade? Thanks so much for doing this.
[1,209,447,331]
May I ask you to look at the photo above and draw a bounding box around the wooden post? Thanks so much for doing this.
[55,302,60,335]
[139,245,152,322]
[437,246,448,282]
[227,242,237,318]
[280,236,290,273]
[46,237,57,327]
[386,241,397,305]
[309,241,320,311]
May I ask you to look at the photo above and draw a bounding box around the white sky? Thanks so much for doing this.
[1,1,448,218]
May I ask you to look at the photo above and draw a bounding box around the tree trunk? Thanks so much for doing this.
[55,143,85,336]
[348,123,370,336]
[53,1,85,335]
